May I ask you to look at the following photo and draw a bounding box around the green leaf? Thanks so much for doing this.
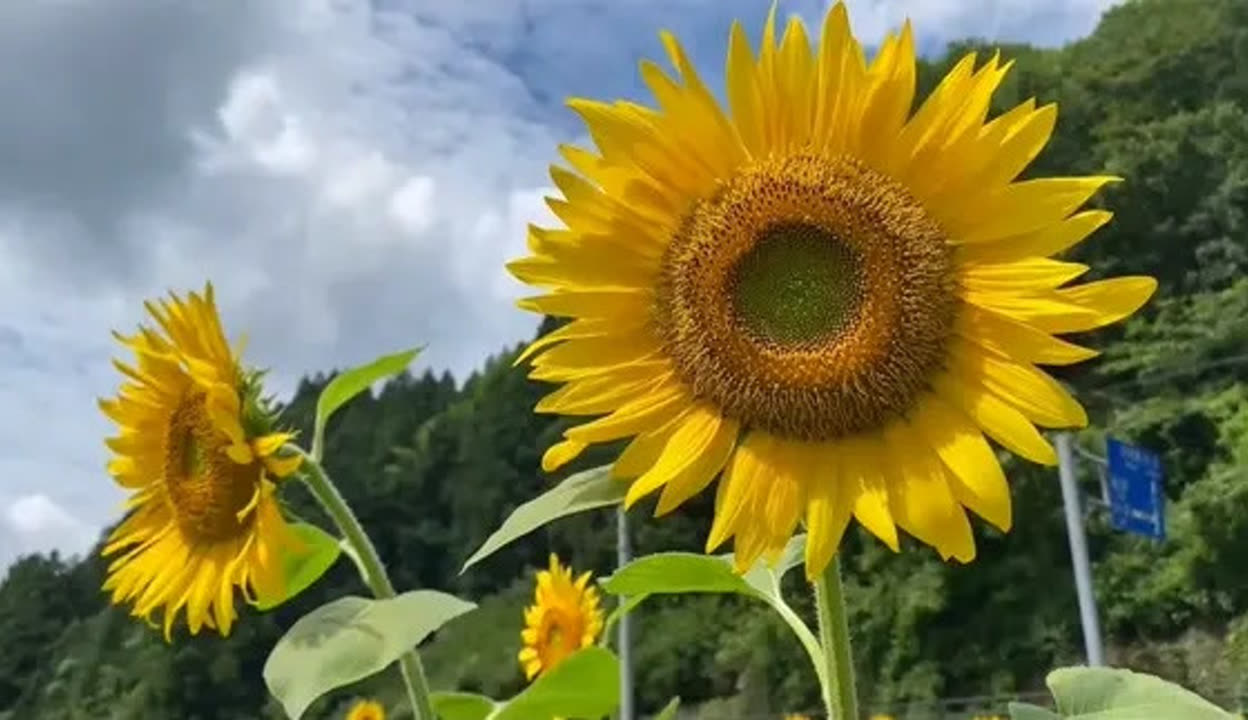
[601,553,755,596]
[313,348,421,458]
[462,465,623,572]
[431,692,496,720]
[600,538,826,692]
[253,523,341,611]
[263,590,475,719]
[1009,702,1062,720]
[490,647,620,720]
[1042,666,1236,719]
[654,696,682,720]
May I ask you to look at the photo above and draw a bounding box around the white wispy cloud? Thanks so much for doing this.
[0,0,1123,571]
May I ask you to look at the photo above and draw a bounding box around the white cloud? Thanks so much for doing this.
[0,0,1125,571]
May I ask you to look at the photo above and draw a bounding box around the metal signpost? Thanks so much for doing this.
[1055,432,1167,668]
[1055,432,1106,667]
[616,507,635,720]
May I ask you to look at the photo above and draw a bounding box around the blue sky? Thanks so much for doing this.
[0,0,1125,572]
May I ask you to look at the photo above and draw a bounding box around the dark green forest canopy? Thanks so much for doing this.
[3,0,1248,717]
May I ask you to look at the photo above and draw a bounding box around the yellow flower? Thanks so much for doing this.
[99,284,304,639]
[509,2,1155,579]
[345,699,386,720]
[518,554,605,680]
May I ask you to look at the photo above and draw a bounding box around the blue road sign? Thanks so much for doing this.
[1106,438,1166,541]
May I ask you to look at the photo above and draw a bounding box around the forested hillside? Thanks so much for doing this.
[3,0,1248,717]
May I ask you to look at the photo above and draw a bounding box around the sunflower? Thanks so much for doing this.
[345,699,386,720]
[509,2,1156,579]
[99,284,303,639]
[518,554,605,680]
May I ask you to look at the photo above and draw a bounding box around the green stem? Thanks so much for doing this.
[812,555,858,720]
[293,446,436,720]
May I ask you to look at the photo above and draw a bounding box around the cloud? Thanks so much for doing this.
[0,0,1124,570]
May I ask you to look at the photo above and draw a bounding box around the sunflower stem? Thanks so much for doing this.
[292,447,436,720]
[812,554,858,720]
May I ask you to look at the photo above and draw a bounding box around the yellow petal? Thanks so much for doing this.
[953,176,1119,244]
[803,443,853,580]
[883,421,976,563]
[855,21,915,166]
[951,340,1088,429]
[958,209,1113,263]
[542,439,589,473]
[624,405,729,508]
[934,372,1057,466]
[707,431,774,552]
[564,383,691,444]
[959,258,1089,292]
[654,415,739,516]
[612,413,687,479]
[758,438,808,555]
[811,2,866,156]
[516,288,650,320]
[840,434,900,552]
[913,396,1012,532]
[774,15,816,151]
[515,317,640,367]
[726,20,766,157]
[568,98,713,199]
[530,332,660,376]
[1050,276,1160,332]
[536,372,672,416]
[956,303,1100,366]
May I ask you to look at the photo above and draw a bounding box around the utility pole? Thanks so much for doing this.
[616,506,635,720]
[1055,432,1106,666]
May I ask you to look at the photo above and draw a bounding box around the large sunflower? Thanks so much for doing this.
[518,554,604,681]
[509,3,1156,579]
[100,284,303,638]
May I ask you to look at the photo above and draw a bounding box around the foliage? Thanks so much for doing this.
[3,0,1248,716]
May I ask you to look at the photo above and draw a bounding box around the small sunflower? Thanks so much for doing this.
[100,284,303,638]
[345,699,386,720]
[510,2,1156,579]
[518,554,605,680]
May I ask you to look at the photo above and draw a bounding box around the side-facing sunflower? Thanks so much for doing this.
[518,554,605,681]
[100,284,303,638]
[509,2,1156,579]
[345,699,386,720]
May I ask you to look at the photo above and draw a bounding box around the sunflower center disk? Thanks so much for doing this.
[730,223,861,347]
[656,154,958,442]
[163,391,260,543]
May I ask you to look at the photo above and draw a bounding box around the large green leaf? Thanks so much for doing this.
[599,537,825,688]
[253,522,341,611]
[431,692,496,720]
[1034,666,1235,719]
[263,591,475,719]
[601,553,753,596]
[490,647,620,720]
[462,465,623,572]
[313,348,421,458]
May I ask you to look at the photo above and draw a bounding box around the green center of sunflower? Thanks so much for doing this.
[164,391,260,543]
[655,153,957,441]
[730,223,862,347]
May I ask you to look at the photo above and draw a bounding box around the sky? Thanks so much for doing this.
[0,0,1126,573]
